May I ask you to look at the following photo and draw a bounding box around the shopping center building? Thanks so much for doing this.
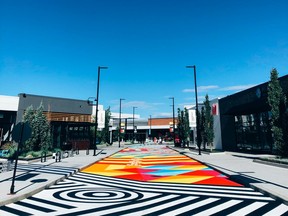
[219,74,288,153]
[1,74,287,153]
[0,94,97,150]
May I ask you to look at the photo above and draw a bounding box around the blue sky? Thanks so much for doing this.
[1,0,287,118]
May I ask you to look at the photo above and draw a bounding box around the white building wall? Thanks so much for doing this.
[210,98,222,150]
[185,99,222,150]
[0,95,19,111]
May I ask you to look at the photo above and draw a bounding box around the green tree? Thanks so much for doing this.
[199,106,205,150]
[177,108,190,147]
[267,68,287,156]
[22,105,34,152]
[100,107,111,144]
[282,107,288,157]
[23,103,52,152]
[184,108,190,146]
[203,94,214,152]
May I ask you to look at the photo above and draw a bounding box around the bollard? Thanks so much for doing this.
[70,149,74,157]
[86,148,89,155]
[55,151,61,162]
[76,148,79,155]
[41,152,47,163]
[7,160,12,171]
[63,151,69,158]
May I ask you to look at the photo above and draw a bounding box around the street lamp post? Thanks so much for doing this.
[169,97,176,146]
[149,115,152,140]
[133,106,137,143]
[119,98,125,148]
[186,65,201,155]
[93,66,108,156]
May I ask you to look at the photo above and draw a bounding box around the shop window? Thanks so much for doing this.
[235,112,272,152]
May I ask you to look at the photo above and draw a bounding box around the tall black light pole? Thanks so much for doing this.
[93,66,108,156]
[119,98,125,148]
[133,106,137,142]
[186,65,201,155]
[169,97,176,146]
[149,115,152,140]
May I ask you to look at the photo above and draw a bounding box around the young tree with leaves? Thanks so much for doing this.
[199,106,205,150]
[23,103,52,153]
[22,105,34,152]
[203,94,214,152]
[267,68,287,156]
[177,108,190,147]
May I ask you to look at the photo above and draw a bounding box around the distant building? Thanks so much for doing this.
[109,115,178,143]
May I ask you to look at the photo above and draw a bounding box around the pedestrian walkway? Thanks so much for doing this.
[2,172,288,215]
[82,145,242,186]
[1,144,288,215]
[0,143,288,215]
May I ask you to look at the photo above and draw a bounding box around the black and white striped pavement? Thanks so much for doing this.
[16,163,78,177]
[1,172,288,215]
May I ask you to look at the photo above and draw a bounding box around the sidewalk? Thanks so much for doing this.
[179,148,288,204]
[0,144,121,206]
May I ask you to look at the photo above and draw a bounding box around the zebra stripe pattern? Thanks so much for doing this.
[16,163,78,177]
[0,172,287,216]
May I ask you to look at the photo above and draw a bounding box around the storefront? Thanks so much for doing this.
[219,74,288,153]
[51,121,92,150]
[17,93,93,150]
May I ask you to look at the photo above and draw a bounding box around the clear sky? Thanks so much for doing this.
[1,0,287,119]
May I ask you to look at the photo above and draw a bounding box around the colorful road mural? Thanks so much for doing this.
[82,145,242,187]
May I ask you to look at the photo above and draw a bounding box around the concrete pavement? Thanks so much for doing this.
[180,148,288,204]
[1,143,288,208]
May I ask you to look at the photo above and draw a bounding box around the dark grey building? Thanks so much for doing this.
[219,74,288,153]
[17,93,92,123]
[17,94,93,150]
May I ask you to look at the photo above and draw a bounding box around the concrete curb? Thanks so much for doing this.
[253,159,288,169]
[250,183,288,206]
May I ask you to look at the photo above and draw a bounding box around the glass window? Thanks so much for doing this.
[235,111,272,153]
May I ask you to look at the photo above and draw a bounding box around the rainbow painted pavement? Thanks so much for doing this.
[82,145,242,187]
